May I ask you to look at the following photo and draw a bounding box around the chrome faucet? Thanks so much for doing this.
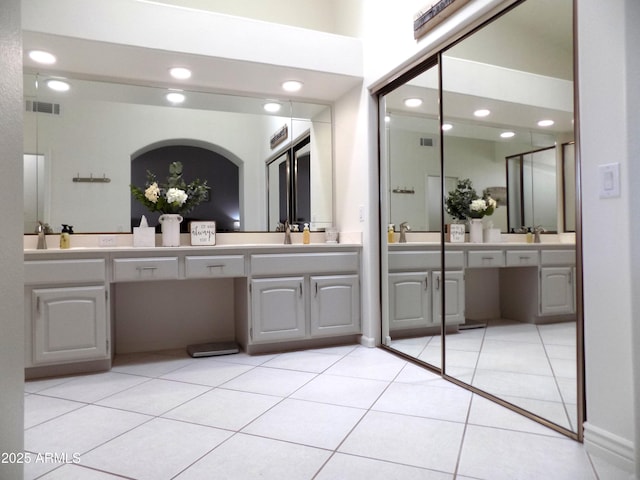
[399,222,411,243]
[533,225,545,243]
[36,221,48,250]
[284,220,292,244]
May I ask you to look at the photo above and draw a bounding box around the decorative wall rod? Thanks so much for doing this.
[72,173,111,183]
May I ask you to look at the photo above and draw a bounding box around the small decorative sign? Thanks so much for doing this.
[270,124,288,149]
[190,221,216,246]
[446,223,466,243]
[414,0,471,40]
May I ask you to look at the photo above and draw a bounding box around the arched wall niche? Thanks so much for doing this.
[131,139,244,232]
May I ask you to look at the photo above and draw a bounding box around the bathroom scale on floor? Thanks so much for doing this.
[187,341,240,357]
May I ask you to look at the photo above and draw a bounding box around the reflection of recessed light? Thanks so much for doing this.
[46,79,70,92]
[166,91,186,103]
[282,80,303,92]
[29,50,56,64]
[385,115,391,123]
[169,67,192,79]
[442,123,453,131]
[264,102,281,113]
[538,119,554,127]
[474,109,491,117]
[404,98,423,108]
[500,131,515,138]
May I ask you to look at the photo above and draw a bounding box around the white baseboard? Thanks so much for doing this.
[583,422,636,474]
[359,335,376,348]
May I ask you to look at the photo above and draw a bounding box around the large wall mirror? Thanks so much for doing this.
[23,73,333,234]
[380,0,581,439]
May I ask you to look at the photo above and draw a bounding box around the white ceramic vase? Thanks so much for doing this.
[158,214,183,247]
[469,218,483,243]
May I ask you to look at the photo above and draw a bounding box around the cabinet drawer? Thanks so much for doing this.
[250,252,358,276]
[25,259,106,285]
[506,250,540,267]
[113,257,178,282]
[467,250,505,268]
[388,250,464,271]
[541,250,575,266]
[185,255,245,278]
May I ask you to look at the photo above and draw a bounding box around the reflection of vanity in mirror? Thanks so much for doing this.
[379,0,582,439]
[23,74,333,234]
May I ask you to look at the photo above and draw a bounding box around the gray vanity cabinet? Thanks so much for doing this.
[24,259,109,368]
[433,270,465,326]
[388,272,431,330]
[540,267,574,315]
[249,252,361,345]
[250,276,306,343]
[310,274,360,336]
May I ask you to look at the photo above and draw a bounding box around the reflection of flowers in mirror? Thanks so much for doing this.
[131,161,209,216]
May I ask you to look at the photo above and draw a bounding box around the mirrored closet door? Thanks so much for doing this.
[379,0,582,439]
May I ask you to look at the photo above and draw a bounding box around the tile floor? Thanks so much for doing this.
[23,344,625,479]
[390,319,578,431]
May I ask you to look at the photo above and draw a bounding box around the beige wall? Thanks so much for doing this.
[0,0,25,478]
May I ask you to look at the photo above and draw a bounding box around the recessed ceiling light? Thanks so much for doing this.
[46,79,70,92]
[537,119,555,127]
[500,131,515,138]
[169,67,192,80]
[282,80,303,92]
[474,109,491,117]
[264,102,282,113]
[442,123,453,131]
[166,91,186,104]
[403,98,423,108]
[29,50,56,65]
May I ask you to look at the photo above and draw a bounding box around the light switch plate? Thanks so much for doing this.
[599,163,621,198]
[99,234,117,247]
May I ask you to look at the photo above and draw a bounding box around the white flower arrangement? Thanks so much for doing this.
[131,162,209,215]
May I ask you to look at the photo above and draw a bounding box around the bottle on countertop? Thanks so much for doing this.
[526,227,533,244]
[388,224,395,243]
[302,223,310,244]
[60,224,72,249]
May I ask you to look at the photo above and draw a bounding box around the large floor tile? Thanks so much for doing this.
[372,382,472,423]
[472,369,562,402]
[260,349,343,372]
[174,433,331,480]
[457,424,596,480]
[316,453,454,480]
[160,359,254,387]
[393,362,444,385]
[475,340,553,376]
[80,418,231,480]
[24,394,84,429]
[242,398,366,449]
[290,373,389,409]
[95,378,211,416]
[163,388,281,430]
[219,366,316,396]
[325,347,407,381]
[25,404,150,456]
[339,410,464,473]
[31,371,149,403]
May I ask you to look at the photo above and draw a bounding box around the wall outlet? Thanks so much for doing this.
[99,235,117,247]
[359,205,365,223]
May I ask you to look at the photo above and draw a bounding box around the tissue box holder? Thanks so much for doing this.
[133,227,156,247]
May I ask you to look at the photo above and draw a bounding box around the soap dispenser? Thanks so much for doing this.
[388,224,395,243]
[60,224,71,249]
[302,223,310,244]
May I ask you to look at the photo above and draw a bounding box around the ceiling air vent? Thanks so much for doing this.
[419,137,433,147]
[25,100,61,115]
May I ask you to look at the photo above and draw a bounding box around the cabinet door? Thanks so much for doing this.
[433,270,465,326]
[32,286,108,365]
[310,275,360,336]
[540,267,574,315]
[388,272,431,330]
[251,277,305,343]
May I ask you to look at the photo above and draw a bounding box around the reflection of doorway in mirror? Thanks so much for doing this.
[427,175,458,231]
[24,154,46,233]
